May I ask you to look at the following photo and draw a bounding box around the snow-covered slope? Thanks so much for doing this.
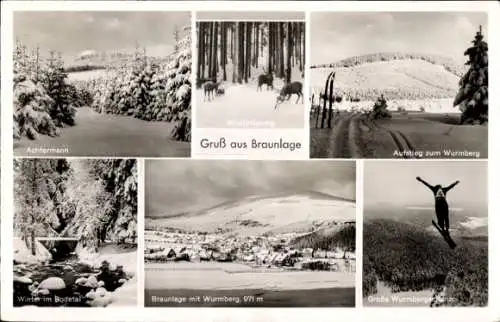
[149,193,355,236]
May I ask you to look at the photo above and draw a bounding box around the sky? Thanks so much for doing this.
[197,11,305,20]
[146,160,355,218]
[14,11,191,63]
[310,12,488,66]
[364,161,488,209]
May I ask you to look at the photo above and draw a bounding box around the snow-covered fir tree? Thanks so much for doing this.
[85,25,192,142]
[40,52,76,127]
[454,25,488,124]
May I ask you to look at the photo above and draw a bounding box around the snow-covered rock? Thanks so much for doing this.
[85,290,96,300]
[95,287,107,297]
[84,275,98,288]
[97,280,105,288]
[75,277,87,286]
[38,288,50,296]
[77,249,137,277]
[13,237,52,264]
[14,276,33,284]
[38,277,66,291]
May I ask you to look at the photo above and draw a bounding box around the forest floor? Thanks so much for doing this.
[196,83,305,129]
[310,111,488,159]
[145,262,354,307]
[14,107,190,157]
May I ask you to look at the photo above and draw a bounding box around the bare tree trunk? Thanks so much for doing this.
[260,25,264,58]
[233,23,239,83]
[230,25,233,61]
[221,22,227,81]
[279,22,285,79]
[254,23,259,67]
[212,21,219,81]
[267,22,273,74]
[274,23,280,77]
[238,22,245,84]
[245,22,252,83]
[300,22,304,72]
[207,22,213,80]
[286,22,293,84]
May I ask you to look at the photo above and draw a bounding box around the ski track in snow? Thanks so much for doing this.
[196,84,305,129]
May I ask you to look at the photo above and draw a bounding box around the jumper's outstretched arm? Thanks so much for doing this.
[416,177,434,190]
[444,180,460,193]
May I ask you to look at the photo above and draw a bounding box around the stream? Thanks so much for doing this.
[13,256,129,307]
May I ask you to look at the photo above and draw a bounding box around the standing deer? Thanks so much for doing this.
[257,73,274,91]
[203,81,220,101]
[274,81,303,110]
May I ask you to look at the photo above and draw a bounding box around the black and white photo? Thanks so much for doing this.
[195,13,306,129]
[363,161,488,307]
[144,160,356,307]
[13,158,138,307]
[13,11,191,157]
[309,12,488,159]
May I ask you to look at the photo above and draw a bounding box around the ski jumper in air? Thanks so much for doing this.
[416,177,460,232]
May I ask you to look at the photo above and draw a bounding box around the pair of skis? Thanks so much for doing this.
[432,220,457,249]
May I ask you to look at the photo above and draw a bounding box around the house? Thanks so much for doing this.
[243,254,255,262]
[315,249,327,258]
[326,251,334,258]
[331,250,344,259]
[272,253,294,266]
[199,250,212,261]
[345,251,356,259]
[303,248,314,258]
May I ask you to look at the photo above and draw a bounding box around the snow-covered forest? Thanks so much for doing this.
[13,158,137,307]
[196,21,306,128]
[13,23,192,156]
[197,21,305,84]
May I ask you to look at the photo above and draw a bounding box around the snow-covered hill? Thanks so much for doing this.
[311,59,460,101]
[148,193,355,237]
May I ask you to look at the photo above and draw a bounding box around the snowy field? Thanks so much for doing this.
[196,83,305,129]
[309,59,460,114]
[151,194,355,236]
[67,69,112,82]
[145,262,355,290]
[14,107,190,157]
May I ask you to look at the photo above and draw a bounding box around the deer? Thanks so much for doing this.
[274,81,303,110]
[257,69,274,91]
[203,81,221,101]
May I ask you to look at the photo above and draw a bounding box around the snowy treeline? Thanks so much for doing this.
[84,25,192,142]
[197,21,305,85]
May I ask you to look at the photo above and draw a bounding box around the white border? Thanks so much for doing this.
[1,1,499,322]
